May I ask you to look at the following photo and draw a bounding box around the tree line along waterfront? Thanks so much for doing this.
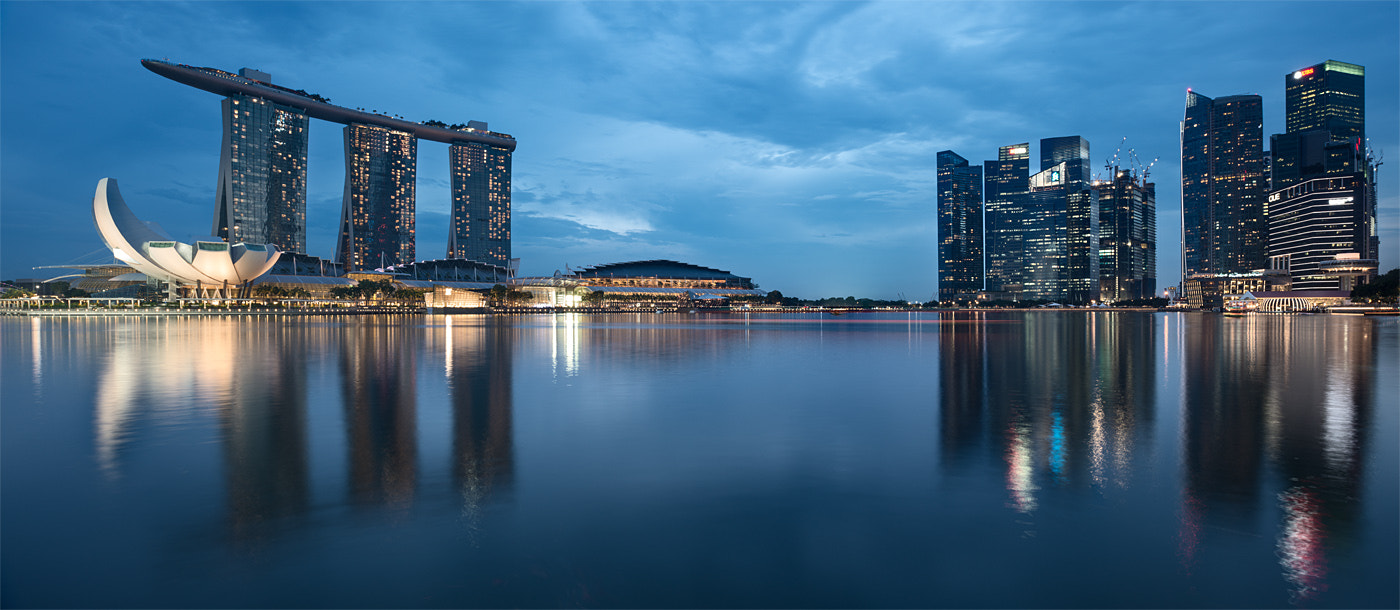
[4,269,1394,315]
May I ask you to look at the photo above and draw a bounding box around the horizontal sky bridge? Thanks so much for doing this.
[142,59,517,151]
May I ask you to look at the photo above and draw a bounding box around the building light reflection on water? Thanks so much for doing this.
[1279,486,1329,601]
[1005,420,1038,514]
[551,312,580,379]
[6,312,1390,607]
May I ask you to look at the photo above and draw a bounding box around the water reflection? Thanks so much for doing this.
[7,313,1391,608]
[1178,315,1375,600]
[221,322,310,543]
[444,316,515,531]
[939,312,1157,518]
[342,319,418,509]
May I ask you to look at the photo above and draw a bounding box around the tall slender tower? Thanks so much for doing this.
[447,129,512,266]
[213,83,309,254]
[1180,91,1266,279]
[338,124,417,271]
[984,143,1030,294]
[937,150,984,299]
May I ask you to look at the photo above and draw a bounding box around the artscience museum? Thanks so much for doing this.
[92,178,280,298]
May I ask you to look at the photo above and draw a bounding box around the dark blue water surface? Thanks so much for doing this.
[2,311,1396,608]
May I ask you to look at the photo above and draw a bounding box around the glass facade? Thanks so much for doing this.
[1267,174,1377,290]
[1179,91,1266,278]
[1285,60,1364,143]
[936,150,983,299]
[214,94,309,253]
[1267,60,1375,289]
[447,142,512,266]
[1096,169,1156,302]
[1022,137,1098,304]
[337,124,417,272]
[984,143,1029,293]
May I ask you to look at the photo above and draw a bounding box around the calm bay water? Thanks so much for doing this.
[2,311,1396,608]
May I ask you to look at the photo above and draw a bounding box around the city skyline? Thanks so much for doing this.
[2,2,1397,299]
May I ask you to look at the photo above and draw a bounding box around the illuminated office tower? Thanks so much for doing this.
[984,143,1030,293]
[1097,167,1156,302]
[214,91,309,253]
[338,124,417,271]
[1286,60,1364,141]
[1180,91,1266,278]
[937,150,984,299]
[1267,174,1376,290]
[1024,136,1098,303]
[1273,61,1366,189]
[1267,60,1376,290]
[447,135,512,266]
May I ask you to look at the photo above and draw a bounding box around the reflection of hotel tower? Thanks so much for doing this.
[342,321,418,507]
[446,317,515,512]
[141,59,516,271]
[1178,316,1374,598]
[222,322,310,543]
[945,313,1155,513]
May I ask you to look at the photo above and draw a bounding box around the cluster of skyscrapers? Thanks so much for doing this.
[146,59,516,273]
[938,58,1378,307]
[1180,60,1377,304]
[938,137,1156,304]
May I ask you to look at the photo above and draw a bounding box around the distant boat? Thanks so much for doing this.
[1223,299,1257,315]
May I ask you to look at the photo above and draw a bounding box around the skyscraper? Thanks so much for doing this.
[447,134,512,267]
[143,59,517,274]
[984,143,1030,294]
[1267,174,1376,290]
[338,124,417,271]
[214,89,309,254]
[1268,60,1376,289]
[1180,91,1266,278]
[937,150,984,299]
[1023,137,1098,303]
[1285,60,1364,141]
[1097,167,1156,302]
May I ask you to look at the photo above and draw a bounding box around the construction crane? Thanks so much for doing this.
[1102,136,1128,182]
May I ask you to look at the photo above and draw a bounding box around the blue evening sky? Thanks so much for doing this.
[2,1,1396,299]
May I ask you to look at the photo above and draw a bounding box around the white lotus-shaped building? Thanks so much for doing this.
[92,178,280,291]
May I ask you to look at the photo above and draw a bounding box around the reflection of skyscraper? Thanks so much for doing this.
[1180,91,1266,277]
[937,311,986,467]
[984,144,1030,294]
[223,322,309,543]
[338,124,417,271]
[447,317,515,512]
[214,90,309,254]
[937,150,984,298]
[448,137,512,266]
[971,312,1155,516]
[1176,315,1373,591]
[342,320,418,507]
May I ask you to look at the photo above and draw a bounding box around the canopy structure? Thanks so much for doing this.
[92,178,281,292]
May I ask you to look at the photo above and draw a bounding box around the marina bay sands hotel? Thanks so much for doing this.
[142,59,516,271]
